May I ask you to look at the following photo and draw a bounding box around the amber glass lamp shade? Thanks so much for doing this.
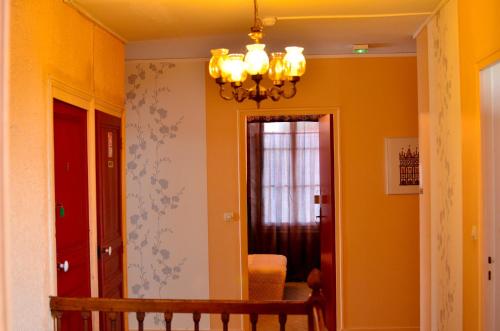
[283,46,306,78]
[244,44,270,75]
[222,54,248,83]
[209,48,229,79]
[268,52,286,83]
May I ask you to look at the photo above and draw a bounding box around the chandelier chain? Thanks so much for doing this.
[253,0,262,30]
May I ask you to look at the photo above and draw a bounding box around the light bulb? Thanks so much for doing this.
[209,48,229,79]
[283,46,306,78]
[244,44,269,75]
[222,54,248,83]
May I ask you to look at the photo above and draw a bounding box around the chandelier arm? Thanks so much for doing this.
[218,83,234,101]
[233,86,249,103]
[268,86,282,102]
[281,81,298,99]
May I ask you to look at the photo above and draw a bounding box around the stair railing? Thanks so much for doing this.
[50,269,327,331]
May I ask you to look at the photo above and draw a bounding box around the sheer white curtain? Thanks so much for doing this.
[262,121,320,225]
[247,120,321,281]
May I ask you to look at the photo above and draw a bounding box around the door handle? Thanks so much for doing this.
[58,260,69,272]
[103,246,112,256]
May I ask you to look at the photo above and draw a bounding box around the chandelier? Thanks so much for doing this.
[208,0,306,108]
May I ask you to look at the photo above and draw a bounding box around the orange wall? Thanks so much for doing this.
[206,57,420,330]
[5,0,124,329]
[457,0,500,330]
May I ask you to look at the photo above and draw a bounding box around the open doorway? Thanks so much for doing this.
[480,60,500,331]
[247,116,321,301]
[240,110,339,331]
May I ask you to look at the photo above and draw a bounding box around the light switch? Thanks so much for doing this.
[224,212,235,222]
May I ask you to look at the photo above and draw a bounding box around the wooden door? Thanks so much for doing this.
[318,114,336,331]
[96,111,124,331]
[54,99,92,331]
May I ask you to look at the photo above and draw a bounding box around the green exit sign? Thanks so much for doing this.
[352,44,369,54]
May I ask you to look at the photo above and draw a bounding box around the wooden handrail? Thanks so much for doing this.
[50,296,310,314]
[50,269,327,331]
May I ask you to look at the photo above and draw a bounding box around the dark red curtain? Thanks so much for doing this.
[247,120,320,282]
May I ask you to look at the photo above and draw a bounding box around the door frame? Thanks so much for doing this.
[236,107,343,330]
[479,55,500,331]
[47,78,128,331]
[0,1,7,329]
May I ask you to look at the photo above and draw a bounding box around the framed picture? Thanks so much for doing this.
[385,137,419,195]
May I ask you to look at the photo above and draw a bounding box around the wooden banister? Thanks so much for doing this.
[50,297,310,314]
[50,269,328,331]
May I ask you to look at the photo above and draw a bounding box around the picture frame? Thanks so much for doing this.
[385,137,419,195]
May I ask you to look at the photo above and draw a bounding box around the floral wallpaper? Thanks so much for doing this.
[125,61,209,330]
[427,1,463,330]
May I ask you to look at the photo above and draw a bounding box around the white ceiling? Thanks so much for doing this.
[69,0,440,58]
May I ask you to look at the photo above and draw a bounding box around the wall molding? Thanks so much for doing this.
[277,12,431,21]
[126,53,416,63]
[50,77,93,110]
[95,97,123,118]
[412,0,451,38]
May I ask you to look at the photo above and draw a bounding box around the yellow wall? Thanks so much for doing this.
[5,0,124,329]
[457,0,500,330]
[206,57,420,331]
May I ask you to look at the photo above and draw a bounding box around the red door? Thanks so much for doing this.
[96,111,124,331]
[318,114,336,331]
[54,99,92,330]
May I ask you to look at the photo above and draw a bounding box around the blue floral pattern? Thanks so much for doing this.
[126,62,186,327]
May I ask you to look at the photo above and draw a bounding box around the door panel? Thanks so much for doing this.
[54,99,91,331]
[318,114,336,331]
[96,110,124,331]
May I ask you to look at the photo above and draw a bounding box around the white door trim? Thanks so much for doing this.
[480,61,500,331]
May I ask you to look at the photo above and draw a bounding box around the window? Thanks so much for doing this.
[261,121,320,225]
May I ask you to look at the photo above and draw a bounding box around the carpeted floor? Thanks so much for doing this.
[256,282,310,331]
[284,282,311,300]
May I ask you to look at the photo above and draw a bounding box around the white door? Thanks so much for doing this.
[481,61,500,331]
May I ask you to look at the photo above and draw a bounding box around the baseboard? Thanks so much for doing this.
[129,330,213,331]
[130,328,418,331]
[342,327,419,331]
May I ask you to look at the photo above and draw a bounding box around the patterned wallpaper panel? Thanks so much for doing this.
[125,61,209,330]
[427,1,463,330]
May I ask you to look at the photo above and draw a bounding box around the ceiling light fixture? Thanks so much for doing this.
[208,0,306,108]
